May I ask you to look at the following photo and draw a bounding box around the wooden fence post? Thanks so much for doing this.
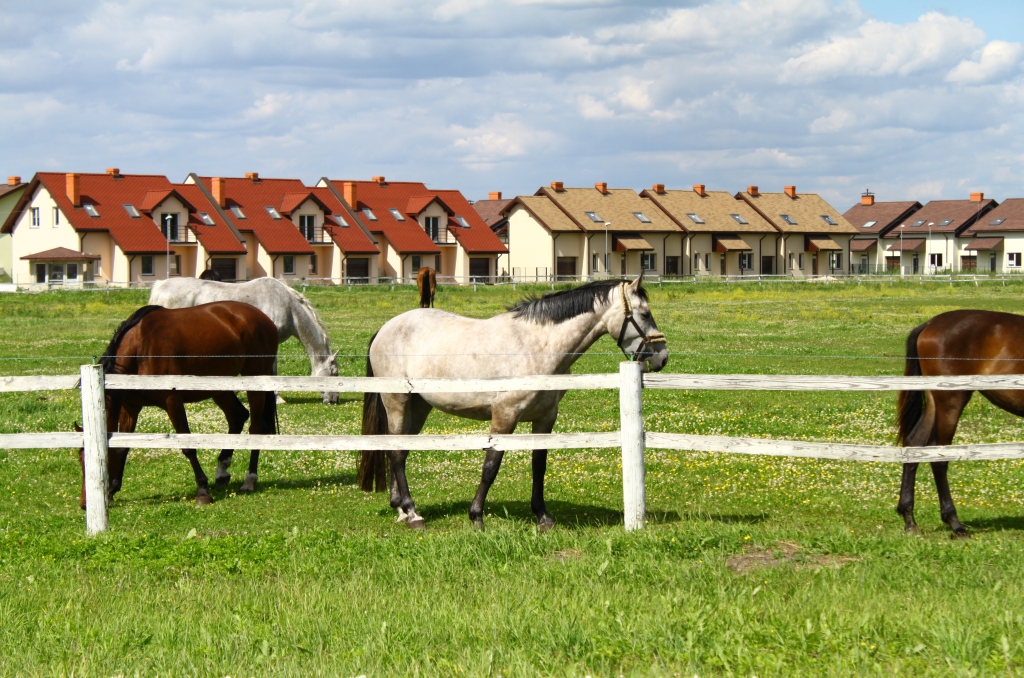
[80,363,109,536]
[619,361,646,531]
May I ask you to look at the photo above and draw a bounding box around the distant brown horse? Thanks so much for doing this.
[417,267,436,308]
[896,309,1024,537]
[80,301,278,508]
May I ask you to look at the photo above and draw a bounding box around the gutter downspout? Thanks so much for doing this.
[586,233,596,279]
[552,233,561,282]
[127,255,136,286]
[662,234,669,276]
[782,235,790,275]
[686,234,694,275]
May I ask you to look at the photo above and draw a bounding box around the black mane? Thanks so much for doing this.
[508,279,646,323]
[99,305,164,374]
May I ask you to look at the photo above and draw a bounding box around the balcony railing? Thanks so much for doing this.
[298,225,333,244]
[161,227,197,244]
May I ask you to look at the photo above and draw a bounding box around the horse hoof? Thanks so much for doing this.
[195,494,213,505]
[238,484,255,494]
[471,518,485,531]
[407,518,426,530]
[904,525,922,536]
[215,474,231,487]
[951,528,971,540]
[538,517,555,533]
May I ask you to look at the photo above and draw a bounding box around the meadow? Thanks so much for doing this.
[4,280,1024,676]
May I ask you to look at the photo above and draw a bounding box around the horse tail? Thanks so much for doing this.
[418,269,431,308]
[262,388,277,435]
[99,305,164,374]
[359,331,389,492]
[429,269,436,308]
[897,322,935,446]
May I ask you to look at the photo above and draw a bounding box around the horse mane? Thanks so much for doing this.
[509,280,645,324]
[280,282,332,350]
[99,305,164,374]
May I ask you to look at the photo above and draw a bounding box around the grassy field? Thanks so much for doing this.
[4,280,1024,675]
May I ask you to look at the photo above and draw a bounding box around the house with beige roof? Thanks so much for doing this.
[842,191,922,273]
[640,184,777,275]
[735,186,857,276]
[881,193,997,274]
[503,182,682,280]
[958,198,1024,273]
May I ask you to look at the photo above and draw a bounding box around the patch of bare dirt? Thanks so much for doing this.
[548,549,583,563]
[726,541,859,574]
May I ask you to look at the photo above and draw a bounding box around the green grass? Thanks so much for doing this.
[4,281,1024,675]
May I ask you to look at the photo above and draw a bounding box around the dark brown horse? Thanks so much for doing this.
[896,309,1024,537]
[416,267,436,308]
[79,301,278,508]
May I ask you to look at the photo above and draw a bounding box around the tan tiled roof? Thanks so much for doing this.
[505,196,581,232]
[736,190,857,234]
[536,186,680,233]
[642,189,775,234]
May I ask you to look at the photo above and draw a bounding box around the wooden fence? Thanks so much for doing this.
[6,364,1024,536]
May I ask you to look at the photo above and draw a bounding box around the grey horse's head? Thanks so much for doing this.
[612,274,668,372]
[322,351,340,404]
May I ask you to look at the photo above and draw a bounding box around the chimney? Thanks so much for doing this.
[550,181,564,191]
[372,175,386,185]
[970,192,984,202]
[595,182,608,194]
[245,172,259,182]
[7,176,20,186]
[212,177,226,207]
[747,186,759,197]
[861,189,875,206]
[66,173,80,207]
[693,184,706,197]
[784,185,797,199]
[652,183,665,194]
[105,167,120,177]
[343,181,357,209]
[488,191,502,201]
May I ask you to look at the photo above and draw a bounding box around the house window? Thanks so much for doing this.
[704,253,710,271]
[911,219,926,227]
[820,215,837,226]
[299,215,316,241]
[641,253,656,271]
[829,252,843,269]
[123,204,141,218]
[425,216,439,241]
[780,214,797,225]
[665,256,679,275]
[161,213,179,241]
[592,253,599,271]
[991,218,1006,226]
[686,213,705,224]
[862,221,877,229]
[83,203,99,217]
[730,214,748,224]
[1008,253,1022,268]
[309,254,317,275]
[739,252,753,270]
[67,263,78,280]
[798,253,804,269]
[362,207,377,221]
[334,214,349,227]
[788,253,795,270]
[929,253,943,268]
[30,207,40,227]
[694,253,701,271]
[283,255,295,275]
[265,206,282,220]
[389,208,405,221]
[230,206,246,219]
[49,264,64,282]
[632,212,651,223]
[141,256,154,276]
[412,255,421,271]
[172,255,181,276]
[53,208,60,226]
[199,212,215,226]
[584,211,603,223]
[454,215,470,228]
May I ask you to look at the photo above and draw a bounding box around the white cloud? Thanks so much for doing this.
[947,40,1024,85]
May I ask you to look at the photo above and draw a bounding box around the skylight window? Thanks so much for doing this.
[199,212,215,226]
[780,214,796,225]
[730,214,749,225]
[334,214,349,227]
[264,206,282,220]
[911,219,926,227]
[938,219,953,227]
[83,203,99,218]
[820,215,837,225]
[584,211,603,223]
[362,207,377,221]
[230,206,246,219]
[632,212,652,223]
[388,208,406,221]
[686,213,705,224]
[455,216,470,228]
[991,218,1006,226]
[122,204,140,218]
[862,220,877,229]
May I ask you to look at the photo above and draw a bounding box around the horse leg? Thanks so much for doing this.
[164,395,212,505]
[896,463,920,532]
[238,390,272,494]
[108,403,141,501]
[211,392,249,487]
[384,394,430,528]
[925,390,971,537]
[530,412,558,532]
[468,410,519,531]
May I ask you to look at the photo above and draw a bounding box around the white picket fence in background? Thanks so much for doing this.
[6,364,1024,536]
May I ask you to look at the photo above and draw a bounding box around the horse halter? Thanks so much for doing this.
[615,282,666,360]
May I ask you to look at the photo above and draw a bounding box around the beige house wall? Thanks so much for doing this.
[778,234,853,277]
[336,252,379,282]
[955,233,1024,274]
[291,199,333,280]
[508,206,559,279]
[243,233,267,279]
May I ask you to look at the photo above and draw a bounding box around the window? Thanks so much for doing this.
[172,255,181,276]
[780,214,796,225]
[789,253,795,270]
[309,254,317,275]
[161,213,179,241]
[412,255,421,271]
[929,253,943,268]
[362,207,377,221]
[425,216,439,241]
[141,256,154,276]
[991,218,1006,226]
[686,213,705,224]
[829,252,843,269]
[265,206,282,219]
[704,253,710,270]
[53,207,60,226]
[30,207,40,227]
[730,214,748,225]
[820,215,837,226]
[49,264,64,282]
[632,212,652,223]
[454,215,470,228]
[299,214,316,241]
[83,203,99,217]
[592,253,599,271]
[283,255,295,275]
[389,208,405,221]
[739,252,753,270]
[584,211,603,223]
[694,253,701,271]
[641,253,656,271]
[67,263,78,280]
[122,204,140,218]
[911,219,926,227]
[938,219,953,227]
[1008,253,1022,268]
[665,256,679,275]
[862,220,877,229]
[334,214,349,227]
[230,206,246,219]
[199,212,215,226]
[798,253,804,269]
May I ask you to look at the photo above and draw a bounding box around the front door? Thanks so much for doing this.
[912,254,919,274]
[35,263,46,283]
[812,255,818,275]
[210,258,237,281]
[760,256,773,275]
[720,255,726,276]
[471,257,491,281]
[347,257,369,282]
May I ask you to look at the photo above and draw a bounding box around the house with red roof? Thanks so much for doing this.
[880,192,997,274]
[842,191,922,273]
[1,169,247,285]
[958,198,1024,273]
[318,176,507,281]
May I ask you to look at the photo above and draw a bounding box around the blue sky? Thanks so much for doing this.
[1,1,1022,210]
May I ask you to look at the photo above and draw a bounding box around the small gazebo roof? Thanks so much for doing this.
[21,247,101,262]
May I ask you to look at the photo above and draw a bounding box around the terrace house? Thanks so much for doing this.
[958,199,1024,273]
[881,193,997,274]
[2,169,245,285]
[640,184,776,276]
[735,186,857,276]
[502,182,681,280]
[841,191,922,273]
[0,176,28,280]
[472,191,513,275]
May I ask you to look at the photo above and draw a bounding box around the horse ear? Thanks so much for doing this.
[627,272,644,292]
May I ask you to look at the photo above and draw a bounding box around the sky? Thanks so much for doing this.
[1,1,1022,210]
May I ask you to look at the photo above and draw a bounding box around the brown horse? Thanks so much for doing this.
[896,309,1024,537]
[416,267,436,308]
[79,301,279,508]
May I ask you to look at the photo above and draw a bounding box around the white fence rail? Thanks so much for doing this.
[6,365,1024,535]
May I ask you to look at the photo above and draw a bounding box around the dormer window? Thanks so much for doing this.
[686,213,704,224]
[230,206,246,219]
[362,207,377,221]
[265,206,282,220]
[584,211,603,223]
[862,220,877,229]
[388,208,405,221]
[730,214,748,225]
[334,214,349,227]
[199,212,215,226]
[632,212,651,223]
[455,215,470,228]
[820,215,837,225]
[780,214,796,225]
[122,204,140,218]
[83,203,100,218]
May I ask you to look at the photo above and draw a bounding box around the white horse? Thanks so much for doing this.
[360,275,668,530]
[149,277,340,404]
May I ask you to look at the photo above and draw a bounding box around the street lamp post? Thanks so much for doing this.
[900,224,905,277]
[927,222,934,274]
[604,222,610,278]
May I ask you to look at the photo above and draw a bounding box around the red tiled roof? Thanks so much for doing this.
[842,200,922,235]
[963,199,1024,235]
[433,189,508,254]
[21,246,101,261]
[196,176,315,254]
[406,195,453,217]
[327,180,440,254]
[174,184,247,254]
[310,187,380,254]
